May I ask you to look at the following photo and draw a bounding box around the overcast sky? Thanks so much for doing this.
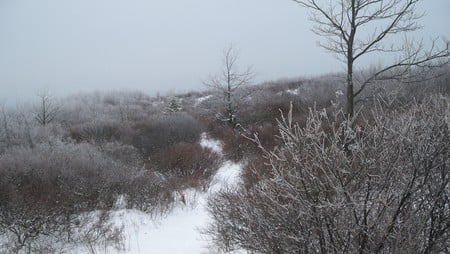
[1,0,449,104]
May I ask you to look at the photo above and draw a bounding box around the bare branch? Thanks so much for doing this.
[354,39,450,97]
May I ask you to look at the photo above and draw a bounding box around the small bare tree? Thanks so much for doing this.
[34,90,59,126]
[292,0,449,116]
[205,45,253,126]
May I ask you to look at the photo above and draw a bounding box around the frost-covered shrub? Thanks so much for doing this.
[0,141,148,251]
[149,142,221,190]
[101,141,143,167]
[59,91,156,125]
[69,119,123,143]
[239,91,293,125]
[128,113,204,158]
[124,170,171,212]
[208,122,276,163]
[0,107,48,149]
[206,94,450,254]
[0,141,128,210]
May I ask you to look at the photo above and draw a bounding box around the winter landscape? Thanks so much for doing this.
[1,0,450,253]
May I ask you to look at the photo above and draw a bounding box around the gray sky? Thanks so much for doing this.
[1,0,449,104]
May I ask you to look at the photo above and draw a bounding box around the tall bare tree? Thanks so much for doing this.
[205,45,253,126]
[292,0,449,116]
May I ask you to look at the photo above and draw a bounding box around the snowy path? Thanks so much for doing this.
[84,134,243,254]
[106,161,242,254]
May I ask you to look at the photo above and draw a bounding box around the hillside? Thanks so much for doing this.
[0,69,449,253]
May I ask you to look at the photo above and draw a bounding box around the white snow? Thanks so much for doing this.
[209,161,243,191]
[276,88,300,96]
[335,90,344,96]
[195,95,212,106]
[286,88,300,95]
[110,205,209,254]
[200,132,223,155]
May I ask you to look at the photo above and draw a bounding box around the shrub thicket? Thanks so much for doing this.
[0,141,161,252]
[149,142,221,190]
[206,94,450,254]
[128,113,204,158]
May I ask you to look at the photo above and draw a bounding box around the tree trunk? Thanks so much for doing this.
[227,75,233,124]
[345,0,356,117]
[346,62,354,117]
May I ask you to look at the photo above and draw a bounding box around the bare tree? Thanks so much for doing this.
[205,45,253,126]
[292,0,449,116]
[34,90,59,126]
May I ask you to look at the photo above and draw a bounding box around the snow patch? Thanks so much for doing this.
[286,88,300,95]
[200,133,223,155]
[210,161,243,192]
[195,95,212,106]
[276,88,300,96]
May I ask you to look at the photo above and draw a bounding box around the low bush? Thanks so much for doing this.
[127,113,204,158]
[68,119,123,143]
[207,119,278,163]
[207,125,252,162]
[124,170,172,213]
[149,142,221,190]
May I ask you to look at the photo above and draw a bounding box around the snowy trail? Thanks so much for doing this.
[105,162,242,254]
[83,134,243,254]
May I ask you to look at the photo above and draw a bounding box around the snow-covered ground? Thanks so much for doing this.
[82,134,243,254]
[94,161,242,254]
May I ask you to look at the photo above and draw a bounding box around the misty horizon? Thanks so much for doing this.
[1,0,449,105]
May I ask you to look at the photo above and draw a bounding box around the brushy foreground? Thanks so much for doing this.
[206,94,450,254]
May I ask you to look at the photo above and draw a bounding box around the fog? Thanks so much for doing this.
[1,0,449,104]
